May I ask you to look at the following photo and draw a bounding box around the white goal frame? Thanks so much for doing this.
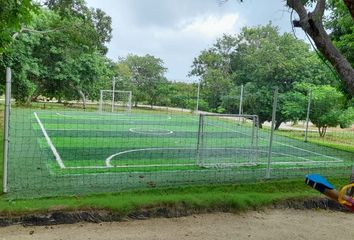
[196,113,259,168]
[99,90,132,112]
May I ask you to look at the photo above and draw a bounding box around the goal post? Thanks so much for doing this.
[99,90,132,113]
[196,113,259,168]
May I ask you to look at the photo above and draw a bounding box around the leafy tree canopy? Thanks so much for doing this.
[1,5,114,106]
[0,0,38,53]
[118,54,168,107]
[191,24,340,128]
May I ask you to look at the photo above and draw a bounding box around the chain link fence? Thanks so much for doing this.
[2,69,353,198]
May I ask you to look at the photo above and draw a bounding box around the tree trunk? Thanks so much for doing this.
[78,89,86,110]
[274,120,282,130]
[287,0,354,96]
[343,0,354,20]
[318,126,327,137]
[26,86,42,105]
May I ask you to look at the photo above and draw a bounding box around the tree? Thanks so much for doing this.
[191,24,338,127]
[281,90,308,123]
[166,82,198,110]
[199,69,232,111]
[326,0,354,67]
[119,54,168,107]
[287,0,354,96]
[190,34,236,112]
[44,0,112,54]
[1,6,114,106]
[285,83,352,136]
[0,0,38,53]
[343,0,354,19]
[308,85,349,137]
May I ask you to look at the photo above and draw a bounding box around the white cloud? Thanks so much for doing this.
[85,0,293,81]
[180,13,243,39]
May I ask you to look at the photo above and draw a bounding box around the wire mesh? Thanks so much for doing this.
[196,114,258,168]
[3,92,354,199]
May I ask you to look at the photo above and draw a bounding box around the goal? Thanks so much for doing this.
[99,90,132,112]
[196,113,259,168]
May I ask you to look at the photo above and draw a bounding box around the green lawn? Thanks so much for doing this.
[0,178,349,215]
[277,129,354,152]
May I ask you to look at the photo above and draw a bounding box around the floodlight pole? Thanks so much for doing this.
[195,80,201,114]
[239,84,244,115]
[304,89,312,142]
[111,77,116,113]
[266,87,278,179]
[3,67,11,193]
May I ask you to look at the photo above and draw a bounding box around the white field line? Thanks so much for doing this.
[56,112,172,120]
[42,113,344,170]
[129,128,174,135]
[66,163,195,169]
[56,112,125,117]
[201,162,257,167]
[34,112,65,169]
[59,146,344,170]
[271,140,342,161]
[46,128,123,131]
[105,148,191,167]
[105,147,316,168]
[205,121,343,162]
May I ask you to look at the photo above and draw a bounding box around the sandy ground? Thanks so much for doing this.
[0,209,354,240]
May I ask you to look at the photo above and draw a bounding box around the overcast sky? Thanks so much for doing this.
[85,0,306,82]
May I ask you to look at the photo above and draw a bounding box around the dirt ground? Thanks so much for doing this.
[0,209,353,240]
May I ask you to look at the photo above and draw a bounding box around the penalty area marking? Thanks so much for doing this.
[105,148,194,167]
[129,128,174,135]
[55,147,344,171]
[104,147,341,168]
[34,112,65,169]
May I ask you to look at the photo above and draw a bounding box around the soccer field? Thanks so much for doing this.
[6,108,353,197]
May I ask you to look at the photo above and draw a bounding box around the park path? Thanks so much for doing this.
[0,209,353,240]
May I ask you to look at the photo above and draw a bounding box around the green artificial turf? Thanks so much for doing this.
[1,107,353,198]
[0,105,352,214]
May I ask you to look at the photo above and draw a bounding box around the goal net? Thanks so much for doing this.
[99,90,132,112]
[196,114,259,168]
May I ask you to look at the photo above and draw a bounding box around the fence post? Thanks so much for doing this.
[251,116,259,164]
[239,84,244,115]
[195,80,200,114]
[304,89,312,142]
[3,67,12,193]
[99,90,103,112]
[111,77,116,112]
[196,114,204,166]
[266,87,278,179]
